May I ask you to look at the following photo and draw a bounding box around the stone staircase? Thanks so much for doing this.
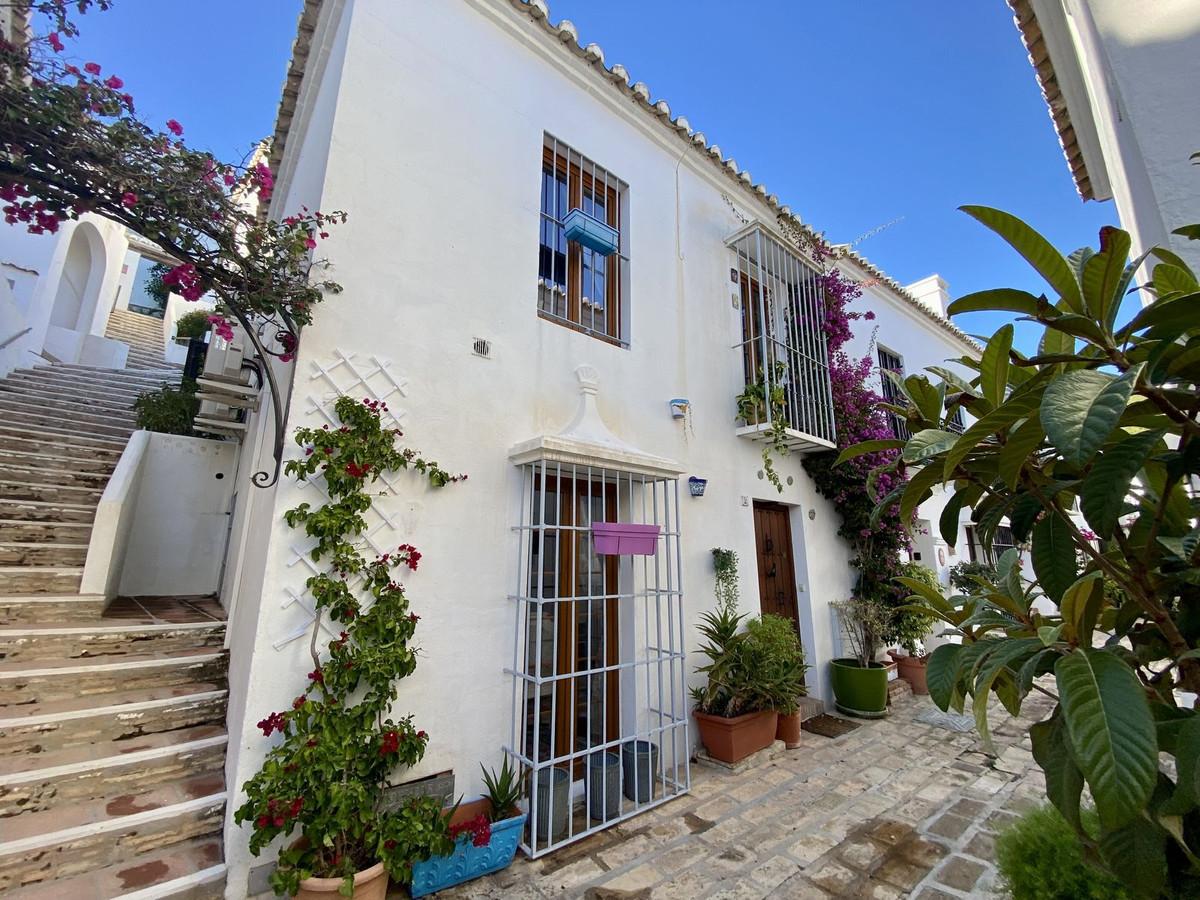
[0,359,229,897]
[105,309,179,372]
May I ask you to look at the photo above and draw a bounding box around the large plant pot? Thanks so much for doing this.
[776,711,802,749]
[693,709,778,764]
[296,861,387,900]
[894,654,929,694]
[531,766,570,845]
[830,658,889,718]
[588,751,622,821]
[409,811,527,898]
[621,740,659,803]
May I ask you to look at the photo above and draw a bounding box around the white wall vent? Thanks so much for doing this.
[472,337,492,359]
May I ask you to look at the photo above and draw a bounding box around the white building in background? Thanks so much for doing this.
[1009,0,1200,276]
[215,1,985,891]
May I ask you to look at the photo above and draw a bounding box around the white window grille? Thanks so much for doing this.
[508,460,688,856]
[538,135,629,346]
[729,225,836,451]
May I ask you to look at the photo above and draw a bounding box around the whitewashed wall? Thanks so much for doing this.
[221,1,979,893]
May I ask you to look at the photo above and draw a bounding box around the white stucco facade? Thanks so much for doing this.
[1015,0,1200,275]
[218,2,986,894]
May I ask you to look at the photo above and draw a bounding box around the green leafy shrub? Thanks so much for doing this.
[892,561,938,653]
[947,560,997,594]
[712,548,739,610]
[745,613,808,714]
[173,308,211,339]
[996,805,1130,900]
[132,380,198,435]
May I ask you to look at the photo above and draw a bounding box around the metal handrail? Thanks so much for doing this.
[0,327,31,351]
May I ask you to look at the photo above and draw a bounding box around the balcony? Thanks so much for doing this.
[729,224,837,453]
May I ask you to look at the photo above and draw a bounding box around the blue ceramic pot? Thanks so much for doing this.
[409,811,527,897]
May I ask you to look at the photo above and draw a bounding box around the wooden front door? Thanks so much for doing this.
[753,501,800,627]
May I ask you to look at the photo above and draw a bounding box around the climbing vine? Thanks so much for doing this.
[234,396,465,896]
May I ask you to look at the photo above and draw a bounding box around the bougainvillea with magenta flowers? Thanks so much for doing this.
[234,396,465,895]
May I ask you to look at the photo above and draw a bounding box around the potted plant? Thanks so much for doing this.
[829,596,892,718]
[745,613,808,749]
[887,561,940,694]
[235,397,464,898]
[409,756,528,897]
[691,551,780,763]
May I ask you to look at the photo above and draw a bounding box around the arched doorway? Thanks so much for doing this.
[48,221,106,332]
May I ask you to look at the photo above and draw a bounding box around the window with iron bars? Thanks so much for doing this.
[965,524,1018,564]
[730,226,836,449]
[947,406,966,434]
[877,346,910,441]
[538,136,629,346]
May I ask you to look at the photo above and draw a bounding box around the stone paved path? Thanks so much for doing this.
[401,693,1053,899]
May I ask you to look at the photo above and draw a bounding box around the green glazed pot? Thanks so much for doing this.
[829,658,889,718]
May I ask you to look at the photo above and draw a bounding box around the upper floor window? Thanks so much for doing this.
[538,136,628,346]
[877,346,911,441]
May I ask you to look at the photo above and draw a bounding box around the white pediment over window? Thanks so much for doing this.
[509,365,683,478]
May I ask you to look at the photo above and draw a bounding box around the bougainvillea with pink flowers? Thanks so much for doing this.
[234,396,465,894]
[0,1,342,450]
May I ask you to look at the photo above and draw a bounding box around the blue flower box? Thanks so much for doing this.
[563,208,619,256]
[409,812,527,897]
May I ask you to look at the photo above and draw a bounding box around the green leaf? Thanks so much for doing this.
[1081,228,1131,324]
[1151,262,1198,296]
[1041,366,1142,466]
[1121,291,1200,336]
[1030,711,1084,830]
[998,414,1045,490]
[1055,648,1158,830]
[1007,493,1043,543]
[1058,571,1104,644]
[1171,224,1200,242]
[926,643,962,712]
[961,206,1084,312]
[1161,716,1200,815]
[939,489,967,546]
[1039,321,1076,357]
[1031,514,1077,605]
[833,439,906,467]
[979,323,1013,408]
[1038,625,1063,646]
[1080,429,1165,539]
[899,461,950,524]
[900,429,960,465]
[904,374,943,424]
[942,392,1039,480]
[1098,817,1167,898]
[947,288,1045,317]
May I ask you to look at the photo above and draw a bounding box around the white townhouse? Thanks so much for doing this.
[210,0,985,890]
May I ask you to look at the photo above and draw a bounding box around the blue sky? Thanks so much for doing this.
[54,0,1126,354]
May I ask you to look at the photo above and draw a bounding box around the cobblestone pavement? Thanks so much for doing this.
[403,693,1053,899]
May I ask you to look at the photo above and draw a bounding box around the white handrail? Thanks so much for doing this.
[81,430,150,599]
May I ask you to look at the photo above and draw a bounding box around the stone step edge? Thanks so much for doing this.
[0,565,85,577]
[0,791,226,857]
[0,541,91,552]
[0,732,227,787]
[0,593,104,603]
[0,650,224,680]
[120,863,227,900]
[0,620,222,636]
[0,687,227,728]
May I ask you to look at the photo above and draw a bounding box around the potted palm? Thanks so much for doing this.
[409,756,528,897]
[829,596,892,718]
[746,613,808,749]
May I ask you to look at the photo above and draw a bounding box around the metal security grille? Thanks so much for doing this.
[508,460,689,857]
[877,346,911,441]
[730,226,836,448]
[538,136,628,346]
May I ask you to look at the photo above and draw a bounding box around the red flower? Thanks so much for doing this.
[84,61,101,75]
[308,668,324,684]
[256,815,270,829]
[166,119,183,136]
[121,192,137,207]
[379,730,400,756]
[48,33,64,52]
[292,695,306,710]
[104,74,124,90]
[257,711,286,736]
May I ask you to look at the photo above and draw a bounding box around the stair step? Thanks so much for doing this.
[49,363,181,381]
[0,519,93,544]
[0,567,84,596]
[0,789,225,893]
[0,381,143,413]
[10,369,166,396]
[0,423,129,452]
[0,649,228,707]
[0,594,105,625]
[0,620,226,662]
[0,400,135,439]
[0,683,228,753]
[0,499,97,525]
[0,462,110,489]
[0,543,88,567]
[0,449,117,476]
[0,725,227,816]
[0,391,137,423]
[0,479,103,505]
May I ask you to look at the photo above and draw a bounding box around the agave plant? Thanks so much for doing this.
[480,754,522,822]
[837,209,1200,897]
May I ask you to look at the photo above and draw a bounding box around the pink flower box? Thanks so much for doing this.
[592,522,660,556]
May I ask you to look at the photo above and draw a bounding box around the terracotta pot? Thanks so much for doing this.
[295,860,387,900]
[693,709,778,763]
[775,711,802,749]
[895,655,929,694]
